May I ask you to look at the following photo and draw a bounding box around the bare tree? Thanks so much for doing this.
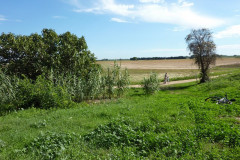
[185,28,217,83]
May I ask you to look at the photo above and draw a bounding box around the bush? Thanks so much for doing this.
[17,76,73,110]
[142,73,160,94]
[0,74,73,114]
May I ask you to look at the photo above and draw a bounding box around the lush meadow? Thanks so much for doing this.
[1,30,240,159]
[1,69,240,159]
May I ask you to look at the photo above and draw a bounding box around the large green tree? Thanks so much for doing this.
[0,29,96,79]
[185,28,217,83]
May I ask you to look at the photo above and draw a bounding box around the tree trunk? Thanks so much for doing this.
[200,69,209,83]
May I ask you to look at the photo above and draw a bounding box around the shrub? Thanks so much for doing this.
[0,74,73,114]
[142,73,160,94]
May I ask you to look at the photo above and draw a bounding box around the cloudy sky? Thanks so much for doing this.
[0,0,240,59]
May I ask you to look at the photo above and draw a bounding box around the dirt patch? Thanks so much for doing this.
[236,117,240,121]
[130,78,198,88]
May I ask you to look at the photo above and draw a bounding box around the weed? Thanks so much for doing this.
[29,120,47,129]
[21,132,77,159]
[142,73,160,94]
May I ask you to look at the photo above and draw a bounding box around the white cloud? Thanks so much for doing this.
[74,0,134,16]
[217,44,240,55]
[66,0,225,28]
[139,0,165,3]
[0,15,7,21]
[111,17,128,23]
[215,25,240,39]
[218,44,240,50]
[177,0,193,7]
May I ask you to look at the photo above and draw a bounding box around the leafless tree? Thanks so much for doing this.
[186,28,217,83]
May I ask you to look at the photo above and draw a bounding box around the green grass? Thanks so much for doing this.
[1,70,240,159]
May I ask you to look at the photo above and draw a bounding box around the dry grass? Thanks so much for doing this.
[97,58,240,84]
[98,58,240,70]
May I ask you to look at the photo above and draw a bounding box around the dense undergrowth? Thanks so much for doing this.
[0,71,240,159]
[0,62,129,115]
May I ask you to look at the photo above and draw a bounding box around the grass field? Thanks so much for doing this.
[98,58,240,84]
[1,69,240,159]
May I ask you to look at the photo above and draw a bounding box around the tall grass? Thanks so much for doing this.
[0,62,129,114]
[50,62,129,102]
[0,71,19,111]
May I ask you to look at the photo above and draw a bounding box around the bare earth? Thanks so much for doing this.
[98,58,240,70]
[130,75,222,88]
[130,78,198,88]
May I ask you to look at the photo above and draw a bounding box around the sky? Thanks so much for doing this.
[0,0,240,59]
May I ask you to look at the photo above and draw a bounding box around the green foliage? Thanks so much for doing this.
[142,73,160,94]
[21,132,77,159]
[0,62,129,114]
[50,62,129,102]
[16,76,72,110]
[0,71,19,107]
[103,62,129,98]
[185,28,217,83]
[84,118,197,157]
[0,29,96,80]
[0,139,5,152]
[0,74,73,114]
[29,119,47,129]
[1,71,240,159]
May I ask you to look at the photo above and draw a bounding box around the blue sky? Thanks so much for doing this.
[0,0,240,59]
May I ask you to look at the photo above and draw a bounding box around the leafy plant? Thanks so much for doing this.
[16,75,72,110]
[84,118,197,157]
[22,132,77,159]
[142,73,160,94]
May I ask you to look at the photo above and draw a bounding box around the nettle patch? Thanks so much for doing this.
[84,118,198,157]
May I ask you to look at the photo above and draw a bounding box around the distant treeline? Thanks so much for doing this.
[98,59,129,61]
[130,56,190,60]
[97,55,239,61]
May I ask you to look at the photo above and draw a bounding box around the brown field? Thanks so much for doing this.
[97,58,240,70]
[97,58,240,84]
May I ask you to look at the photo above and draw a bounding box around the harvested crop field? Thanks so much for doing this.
[98,58,240,84]
[98,58,240,70]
